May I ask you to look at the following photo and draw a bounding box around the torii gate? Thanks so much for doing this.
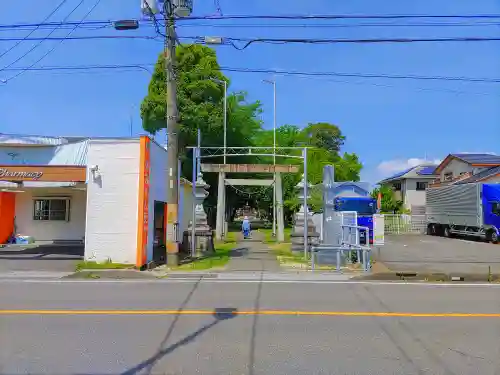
[202,163,300,241]
[187,145,306,243]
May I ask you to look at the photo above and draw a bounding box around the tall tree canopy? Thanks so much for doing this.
[140,44,363,225]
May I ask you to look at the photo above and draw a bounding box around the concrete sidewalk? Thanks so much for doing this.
[224,231,281,272]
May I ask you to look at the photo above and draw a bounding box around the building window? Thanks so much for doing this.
[416,182,428,191]
[444,172,453,181]
[33,198,70,221]
[392,182,401,191]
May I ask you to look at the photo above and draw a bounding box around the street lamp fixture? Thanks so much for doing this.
[262,78,277,237]
[113,20,139,30]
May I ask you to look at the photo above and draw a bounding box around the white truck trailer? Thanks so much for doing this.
[426,183,500,243]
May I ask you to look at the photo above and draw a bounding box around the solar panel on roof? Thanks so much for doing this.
[416,166,437,175]
[452,153,500,164]
[382,167,413,181]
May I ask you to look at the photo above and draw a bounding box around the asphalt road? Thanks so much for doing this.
[2,280,500,374]
[375,234,500,274]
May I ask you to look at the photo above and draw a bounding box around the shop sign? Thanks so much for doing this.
[0,168,43,180]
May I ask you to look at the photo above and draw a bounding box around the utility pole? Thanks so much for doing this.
[164,0,180,266]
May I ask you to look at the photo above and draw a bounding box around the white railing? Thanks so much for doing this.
[383,214,426,234]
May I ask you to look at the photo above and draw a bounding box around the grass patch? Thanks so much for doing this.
[224,231,238,243]
[173,242,235,271]
[269,242,308,265]
[75,260,133,272]
[259,228,292,243]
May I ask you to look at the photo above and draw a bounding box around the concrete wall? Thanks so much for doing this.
[15,188,86,241]
[84,139,140,264]
[403,179,428,209]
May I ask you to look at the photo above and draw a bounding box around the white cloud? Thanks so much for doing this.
[377,157,442,175]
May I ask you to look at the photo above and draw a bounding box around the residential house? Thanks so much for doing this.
[432,153,500,185]
[378,164,438,213]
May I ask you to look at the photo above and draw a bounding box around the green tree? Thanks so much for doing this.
[371,185,404,213]
[140,44,263,225]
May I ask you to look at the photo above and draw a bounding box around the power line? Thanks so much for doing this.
[215,36,500,50]
[0,0,86,73]
[3,0,103,82]
[177,13,500,21]
[3,63,500,85]
[177,20,500,28]
[0,0,69,59]
[0,35,157,41]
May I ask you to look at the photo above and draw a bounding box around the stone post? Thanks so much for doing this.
[185,171,214,256]
[290,174,320,255]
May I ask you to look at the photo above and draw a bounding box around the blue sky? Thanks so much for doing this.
[0,0,499,183]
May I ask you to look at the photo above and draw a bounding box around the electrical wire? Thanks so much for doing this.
[0,35,158,41]
[177,20,500,28]
[216,36,500,50]
[3,0,103,82]
[0,0,86,73]
[0,0,69,59]
[176,13,500,21]
[2,63,500,84]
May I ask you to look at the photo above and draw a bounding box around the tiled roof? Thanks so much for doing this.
[456,166,500,184]
[452,153,500,165]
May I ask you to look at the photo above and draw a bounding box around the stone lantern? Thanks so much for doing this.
[290,174,320,255]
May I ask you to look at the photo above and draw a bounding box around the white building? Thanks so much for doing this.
[0,134,194,266]
[378,164,438,213]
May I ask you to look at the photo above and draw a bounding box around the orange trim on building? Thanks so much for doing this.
[0,192,15,244]
[136,136,151,268]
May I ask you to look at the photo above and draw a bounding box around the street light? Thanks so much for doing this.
[263,78,277,237]
[209,78,228,164]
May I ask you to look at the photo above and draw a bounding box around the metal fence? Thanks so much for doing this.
[383,214,426,235]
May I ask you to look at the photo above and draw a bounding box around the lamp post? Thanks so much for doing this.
[209,78,228,163]
[263,78,277,237]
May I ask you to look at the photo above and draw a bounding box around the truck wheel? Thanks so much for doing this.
[490,231,499,244]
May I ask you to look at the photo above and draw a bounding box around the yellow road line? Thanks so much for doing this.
[1,310,499,317]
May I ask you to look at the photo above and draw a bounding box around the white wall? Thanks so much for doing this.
[403,179,428,209]
[15,188,86,241]
[84,140,140,264]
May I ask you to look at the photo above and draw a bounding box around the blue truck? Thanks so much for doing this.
[333,196,377,245]
[426,183,500,243]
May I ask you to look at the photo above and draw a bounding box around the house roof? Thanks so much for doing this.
[456,166,500,184]
[435,153,500,174]
[379,164,438,184]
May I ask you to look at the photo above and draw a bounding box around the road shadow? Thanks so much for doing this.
[121,307,238,375]
[230,247,249,258]
[248,272,264,375]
